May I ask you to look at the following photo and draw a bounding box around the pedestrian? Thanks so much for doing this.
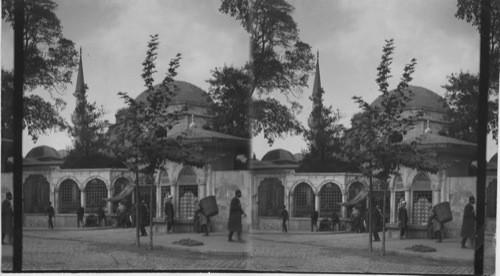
[164,195,175,234]
[227,189,246,242]
[398,201,408,239]
[427,206,434,239]
[138,200,149,236]
[196,204,209,236]
[76,205,85,228]
[98,206,106,227]
[46,201,55,229]
[372,205,382,242]
[331,210,340,231]
[429,209,443,243]
[281,205,289,233]
[460,196,476,249]
[351,206,361,233]
[117,202,127,228]
[2,192,13,244]
[193,198,200,233]
[310,209,319,232]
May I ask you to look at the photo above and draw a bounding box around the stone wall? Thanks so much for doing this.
[446,176,476,238]
[210,170,252,232]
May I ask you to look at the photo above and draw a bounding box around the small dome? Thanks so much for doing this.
[25,145,62,161]
[371,86,448,113]
[262,149,297,164]
[135,80,212,107]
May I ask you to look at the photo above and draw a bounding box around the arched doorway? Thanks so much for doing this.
[293,182,315,217]
[85,179,107,213]
[411,172,432,224]
[23,175,50,213]
[258,178,284,217]
[178,166,198,219]
[319,183,342,217]
[59,179,81,214]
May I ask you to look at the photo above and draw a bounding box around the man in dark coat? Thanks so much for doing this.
[76,206,85,228]
[372,205,382,241]
[227,190,246,242]
[461,196,476,248]
[2,192,13,244]
[310,209,319,232]
[164,195,174,234]
[46,202,55,229]
[281,205,289,233]
[398,201,408,239]
[138,200,149,236]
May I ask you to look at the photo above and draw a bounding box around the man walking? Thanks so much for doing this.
[398,201,408,239]
[372,205,382,241]
[164,195,174,234]
[2,192,13,244]
[138,200,149,236]
[310,209,319,232]
[76,205,84,228]
[461,196,476,248]
[46,202,55,229]
[281,205,289,233]
[227,190,246,242]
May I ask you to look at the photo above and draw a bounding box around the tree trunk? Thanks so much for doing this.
[149,184,153,250]
[381,184,387,256]
[369,175,373,252]
[135,169,140,247]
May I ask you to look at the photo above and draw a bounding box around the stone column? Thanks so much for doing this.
[107,188,112,215]
[432,189,441,206]
[53,189,59,214]
[390,190,396,223]
[81,189,86,210]
[405,190,411,223]
[315,193,320,211]
[341,193,347,219]
[156,185,162,218]
[289,193,294,217]
[171,184,178,218]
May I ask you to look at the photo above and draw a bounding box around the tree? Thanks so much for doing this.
[62,83,114,169]
[2,0,78,141]
[440,72,498,143]
[297,87,355,172]
[110,34,202,249]
[346,39,439,255]
[218,0,315,144]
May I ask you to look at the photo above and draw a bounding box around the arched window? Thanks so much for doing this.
[347,182,366,217]
[178,166,197,219]
[113,177,133,212]
[59,179,81,214]
[258,178,284,217]
[412,173,432,224]
[85,179,108,213]
[319,183,342,216]
[23,175,51,213]
[293,183,315,217]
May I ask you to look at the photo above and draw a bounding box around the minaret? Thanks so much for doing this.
[72,47,85,126]
[308,51,322,129]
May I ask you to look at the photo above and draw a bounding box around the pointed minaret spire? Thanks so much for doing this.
[74,47,85,96]
[311,50,321,101]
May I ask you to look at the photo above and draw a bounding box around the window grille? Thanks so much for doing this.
[412,191,432,224]
[293,183,315,217]
[137,185,156,217]
[59,179,81,214]
[23,175,50,213]
[85,179,108,213]
[395,191,405,209]
[258,178,284,217]
[412,172,431,190]
[179,185,198,219]
[319,183,342,216]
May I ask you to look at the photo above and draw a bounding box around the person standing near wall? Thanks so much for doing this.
[372,205,382,242]
[281,205,289,233]
[227,190,246,242]
[46,202,55,229]
[2,192,13,244]
[138,200,149,236]
[398,201,408,239]
[310,209,319,232]
[460,196,476,249]
[430,209,443,243]
[76,205,85,228]
[164,195,175,234]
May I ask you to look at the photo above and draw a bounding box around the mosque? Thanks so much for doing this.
[1,50,495,240]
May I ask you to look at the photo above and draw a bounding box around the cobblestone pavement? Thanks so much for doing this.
[1,228,486,274]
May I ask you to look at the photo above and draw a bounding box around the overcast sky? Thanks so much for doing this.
[1,0,496,159]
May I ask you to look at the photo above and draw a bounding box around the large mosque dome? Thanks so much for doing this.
[135,80,213,107]
[371,86,448,113]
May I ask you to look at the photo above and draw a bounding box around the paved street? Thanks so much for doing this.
[1,227,493,274]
